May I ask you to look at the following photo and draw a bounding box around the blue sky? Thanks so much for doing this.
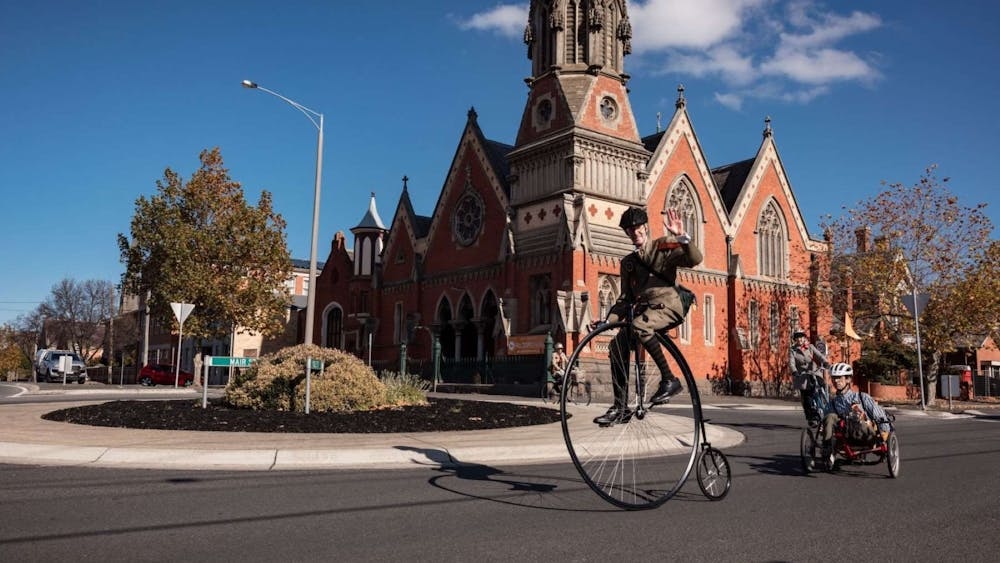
[2,0,998,325]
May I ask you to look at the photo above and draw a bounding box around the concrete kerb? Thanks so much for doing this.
[0,388,749,470]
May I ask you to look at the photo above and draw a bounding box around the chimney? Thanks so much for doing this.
[855,227,871,253]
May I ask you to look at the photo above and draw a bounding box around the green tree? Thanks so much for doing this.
[118,147,292,341]
[823,165,994,402]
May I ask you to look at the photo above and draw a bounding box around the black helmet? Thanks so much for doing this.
[619,207,648,230]
[792,331,807,340]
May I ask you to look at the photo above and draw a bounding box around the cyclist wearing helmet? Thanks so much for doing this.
[789,330,829,425]
[822,362,891,448]
[593,206,703,425]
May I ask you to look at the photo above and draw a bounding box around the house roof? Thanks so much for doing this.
[711,157,755,214]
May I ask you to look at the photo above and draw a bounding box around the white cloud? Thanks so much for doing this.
[630,0,767,51]
[714,92,744,111]
[761,47,878,84]
[454,4,528,39]
[660,44,757,86]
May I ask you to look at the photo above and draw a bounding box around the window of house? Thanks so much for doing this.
[393,302,403,345]
[748,300,760,350]
[789,305,801,334]
[757,201,787,278]
[326,307,343,349]
[598,276,619,321]
[678,314,690,343]
[665,178,701,247]
[530,274,552,327]
[769,302,780,348]
[703,294,715,345]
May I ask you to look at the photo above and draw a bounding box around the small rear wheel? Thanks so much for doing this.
[800,428,817,474]
[140,376,154,387]
[824,438,838,472]
[886,433,900,478]
[696,447,731,500]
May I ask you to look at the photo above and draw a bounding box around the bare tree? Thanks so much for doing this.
[35,278,116,362]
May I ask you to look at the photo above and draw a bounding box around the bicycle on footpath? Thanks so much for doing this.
[557,300,732,509]
[543,368,591,406]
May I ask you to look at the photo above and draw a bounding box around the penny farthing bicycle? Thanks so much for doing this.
[559,302,732,509]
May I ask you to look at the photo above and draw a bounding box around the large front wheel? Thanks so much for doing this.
[561,323,701,510]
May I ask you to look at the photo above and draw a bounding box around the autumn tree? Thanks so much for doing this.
[0,324,29,380]
[822,165,994,402]
[118,147,292,341]
[922,240,1000,354]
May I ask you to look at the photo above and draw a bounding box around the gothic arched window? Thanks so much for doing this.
[757,200,787,279]
[598,276,619,321]
[665,177,702,247]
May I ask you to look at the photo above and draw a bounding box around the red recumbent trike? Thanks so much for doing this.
[800,412,900,478]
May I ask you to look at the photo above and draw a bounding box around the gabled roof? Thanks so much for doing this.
[711,158,755,214]
[482,138,514,200]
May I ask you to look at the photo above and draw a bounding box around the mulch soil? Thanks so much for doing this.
[41,397,563,433]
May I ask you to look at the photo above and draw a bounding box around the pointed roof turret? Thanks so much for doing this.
[352,192,386,232]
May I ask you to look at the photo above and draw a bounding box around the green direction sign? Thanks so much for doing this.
[309,359,323,370]
[209,356,255,368]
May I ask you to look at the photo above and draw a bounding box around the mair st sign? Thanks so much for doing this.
[208,356,255,368]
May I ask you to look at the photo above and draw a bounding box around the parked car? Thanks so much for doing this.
[36,350,87,384]
[138,364,194,387]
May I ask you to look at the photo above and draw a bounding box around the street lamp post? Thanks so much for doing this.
[242,79,324,345]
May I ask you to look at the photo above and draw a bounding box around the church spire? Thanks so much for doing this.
[524,0,632,81]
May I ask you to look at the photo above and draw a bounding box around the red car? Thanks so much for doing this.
[138,364,194,387]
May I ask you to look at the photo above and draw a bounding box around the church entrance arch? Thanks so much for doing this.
[435,298,455,360]
[457,294,476,359]
[480,290,499,359]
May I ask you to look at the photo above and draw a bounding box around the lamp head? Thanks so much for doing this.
[241,80,258,89]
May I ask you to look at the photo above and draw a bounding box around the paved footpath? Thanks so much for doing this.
[2,384,987,471]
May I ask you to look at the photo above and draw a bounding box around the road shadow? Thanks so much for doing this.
[735,453,805,477]
[393,445,616,511]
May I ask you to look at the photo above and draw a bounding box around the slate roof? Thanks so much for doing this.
[711,158,755,214]
[291,258,325,270]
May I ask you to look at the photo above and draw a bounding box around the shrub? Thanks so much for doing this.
[378,370,430,406]
[224,344,386,413]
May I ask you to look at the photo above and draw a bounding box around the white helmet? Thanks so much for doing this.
[830,363,853,377]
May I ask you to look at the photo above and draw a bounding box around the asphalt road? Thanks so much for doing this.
[1,403,997,562]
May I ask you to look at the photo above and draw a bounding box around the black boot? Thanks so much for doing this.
[643,337,682,404]
[595,343,631,426]
[593,404,633,426]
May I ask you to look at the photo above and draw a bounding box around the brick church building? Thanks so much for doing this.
[311,0,836,395]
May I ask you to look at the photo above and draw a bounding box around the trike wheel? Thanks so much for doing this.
[561,323,700,510]
[823,438,838,472]
[800,428,817,474]
[696,447,731,500]
[886,433,900,478]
